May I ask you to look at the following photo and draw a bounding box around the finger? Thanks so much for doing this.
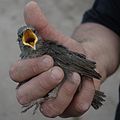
[60,77,95,118]
[16,66,64,105]
[9,55,54,82]
[40,72,80,118]
[24,1,84,52]
[24,1,68,43]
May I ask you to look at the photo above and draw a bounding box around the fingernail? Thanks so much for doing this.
[42,56,53,65]
[72,72,81,84]
[51,67,64,82]
[73,72,80,79]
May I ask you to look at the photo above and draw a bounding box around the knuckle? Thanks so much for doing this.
[37,78,51,92]
[31,55,54,74]
[64,84,74,96]
[31,61,40,74]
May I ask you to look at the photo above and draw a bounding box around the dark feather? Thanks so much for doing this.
[17,26,106,113]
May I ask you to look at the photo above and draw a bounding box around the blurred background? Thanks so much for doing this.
[0,0,119,120]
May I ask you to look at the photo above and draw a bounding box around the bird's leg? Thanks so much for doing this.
[33,101,40,115]
[21,98,45,114]
[48,84,62,98]
[21,85,61,115]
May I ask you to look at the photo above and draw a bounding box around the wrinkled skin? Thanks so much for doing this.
[9,1,120,118]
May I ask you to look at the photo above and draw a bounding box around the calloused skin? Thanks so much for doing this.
[9,1,120,118]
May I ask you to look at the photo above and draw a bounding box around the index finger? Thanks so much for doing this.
[9,55,54,82]
[24,1,85,53]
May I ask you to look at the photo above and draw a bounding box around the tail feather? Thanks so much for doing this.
[92,90,106,109]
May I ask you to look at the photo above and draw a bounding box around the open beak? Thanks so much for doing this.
[22,29,38,50]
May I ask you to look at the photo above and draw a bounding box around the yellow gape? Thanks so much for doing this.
[22,29,38,50]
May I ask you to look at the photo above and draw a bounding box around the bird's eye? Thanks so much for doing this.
[32,29,36,34]
[32,29,35,32]
[17,26,27,38]
[19,33,23,38]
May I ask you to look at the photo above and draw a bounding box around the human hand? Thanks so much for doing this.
[9,1,120,118]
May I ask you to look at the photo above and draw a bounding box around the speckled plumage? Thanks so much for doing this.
[17,25,106,114]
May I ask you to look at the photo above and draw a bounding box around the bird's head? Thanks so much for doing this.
[17,25,38,50]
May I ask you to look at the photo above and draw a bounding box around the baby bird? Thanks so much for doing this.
[17,25,106,114]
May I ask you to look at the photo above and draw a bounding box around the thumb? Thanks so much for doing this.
[24,1,85,52]
[24,1,69,44]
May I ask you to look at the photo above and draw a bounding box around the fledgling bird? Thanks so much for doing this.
[17,25,106,114]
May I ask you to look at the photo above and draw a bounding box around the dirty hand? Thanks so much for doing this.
[9,1,119,118]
